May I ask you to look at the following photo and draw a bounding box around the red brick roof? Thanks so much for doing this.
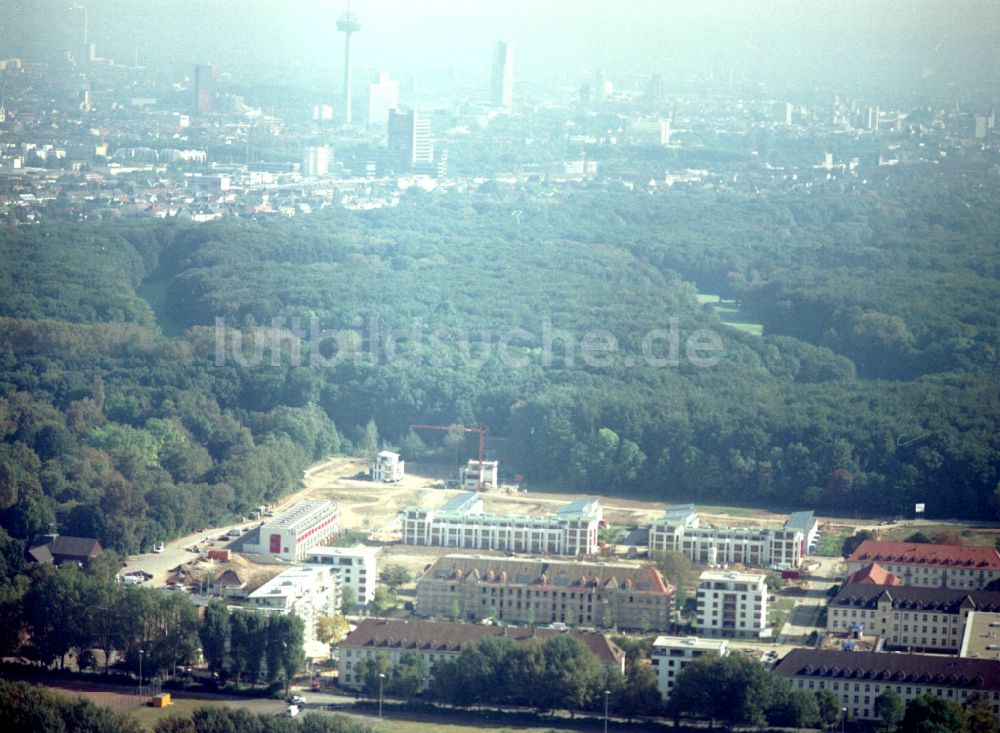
[844,562,901,586]
[848,541,1000,569]
[339,618,625,666]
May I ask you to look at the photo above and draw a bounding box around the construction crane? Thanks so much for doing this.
[409,423,489,490]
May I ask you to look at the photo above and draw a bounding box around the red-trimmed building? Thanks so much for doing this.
[846,541,1000,590]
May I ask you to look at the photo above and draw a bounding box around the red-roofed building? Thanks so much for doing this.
[844,562,901,586]
[846,541,1000,589]
[337,618,625,689]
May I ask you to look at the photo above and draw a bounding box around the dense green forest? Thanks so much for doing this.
[0,170,998,554]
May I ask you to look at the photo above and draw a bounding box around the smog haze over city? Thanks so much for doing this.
[1,2,1000,732]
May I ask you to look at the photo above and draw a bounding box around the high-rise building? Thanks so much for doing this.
[387,109,433,168]
[302,146,332,177]
[193,64,215,113]
[368,71,399,128]
[491,41,513,111]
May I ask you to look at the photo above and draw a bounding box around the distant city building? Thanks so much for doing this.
[304,545,377,605]
[242,500,339,562]
[976,115,988,139]
[773,649,1000,724]
[696,570,768,638]
[302,145,332,177]
[491,41,513,112]
[371,450,404,483]
[416,554,675,630]
[368,71,399,127]
[845,541,1000,589]
[651,636,729,700]
[193,64,215,113]
[337,618,625,689]
[401,493,602,556]
[459,459,498,490]
[387,109,433,169]
[648,505,805,569]
[660,118,671,145]
[827,583,1000,653]
[247,565,338,645]
[313,104,334,122]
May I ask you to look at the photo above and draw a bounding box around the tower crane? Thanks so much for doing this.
[409,423,489,490]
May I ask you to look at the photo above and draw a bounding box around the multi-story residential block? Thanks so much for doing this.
[246,565,338,645]
[648,504,804,569]
[401,493,602,556]
[651,636,729,700]
[337,618,625,689]
[827,584,1000,652]
[242,500,339,562]
[773,649,1000,724]
[415,554,675,631]
[845,541,1000,590]
[696,570,768,638]
[459,459,498,490]
[371,450,404,483]
[304,545,377,605]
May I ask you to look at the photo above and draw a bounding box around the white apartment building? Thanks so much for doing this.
[371,450,404,483]
[651,636,729,700]
[649,504,804,569]
[305,545,377,605]
[401,493,601,556]
[696,570,768,638]
[242,500,339,562]
[459,459,498,490]
[247,565,338,645]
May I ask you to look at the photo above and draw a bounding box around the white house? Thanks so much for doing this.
[651,636,729,700]
[304,545,377,605]
[696,570,768,638]
[371,451,404,483]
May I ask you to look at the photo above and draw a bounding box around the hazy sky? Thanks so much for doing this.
[3,1,998,97]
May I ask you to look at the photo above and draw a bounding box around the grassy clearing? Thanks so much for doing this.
[815,534,848,557]
[878,524,998,547]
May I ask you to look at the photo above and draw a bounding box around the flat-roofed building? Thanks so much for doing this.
[828,584,1000,653]
[959,611,1000,660]
[337,618,625,689]
[401,494,601,556]
[651,636,729,700]
[649,505,803,569]
[773,649,1000,723]
[243,500,339,562]
[416,554,675,631]
[696,570,768,638]
[846,541,1000,590]
[247,565,337,645]
[304,545,377,605]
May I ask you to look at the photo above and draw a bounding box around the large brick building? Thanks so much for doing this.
[827,584,1000,653]
[846,541,1000,590]
[773,649,1000,723]
[337,618,625,689]
[415,554,675,631]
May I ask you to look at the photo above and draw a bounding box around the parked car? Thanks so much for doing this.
[153,543,164,553]
[290,695,306,705]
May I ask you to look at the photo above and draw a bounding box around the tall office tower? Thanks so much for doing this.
[491,41,513,111]
[659,118,671,146]
[337,1,362,124]
[194,64,216,113]
[784,102,794,126]
[646,74,666,102]
[302,146,332,176]
[387,109,433,168]
[975,115,988,139]
[368,71,399,127]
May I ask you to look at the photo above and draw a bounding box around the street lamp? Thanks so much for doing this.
[841,706,847,733]
[603,689,610,733]
[138,649,145,696]
[378,672,386,723]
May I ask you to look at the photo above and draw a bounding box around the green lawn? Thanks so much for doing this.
[815,534,848,557]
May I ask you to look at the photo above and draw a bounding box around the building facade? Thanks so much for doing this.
[387,109,433,168]
[371,450,404,483]
[401,494,601,556]
[651,636,729,700]
[773,649,1000,723]
[242,500,339,562]
[459,459,498,490]
[491,41,513,111]
[305,545,377,605]
[846,541,1000,590]
[368,71,399,127]
[827,584,1000,653]
[337,618,624,689]
[696,570,768,638]
[648,504,804,569]
[246,565,338,645]
[415,554,675,631]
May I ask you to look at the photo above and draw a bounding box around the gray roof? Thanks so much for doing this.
[440,492,479,513]
[784,511,817,532]
[830,583,1000,613]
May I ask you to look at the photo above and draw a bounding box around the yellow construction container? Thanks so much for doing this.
[150,693,171,708]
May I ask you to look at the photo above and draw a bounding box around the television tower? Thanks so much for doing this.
[337,1,361,124]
